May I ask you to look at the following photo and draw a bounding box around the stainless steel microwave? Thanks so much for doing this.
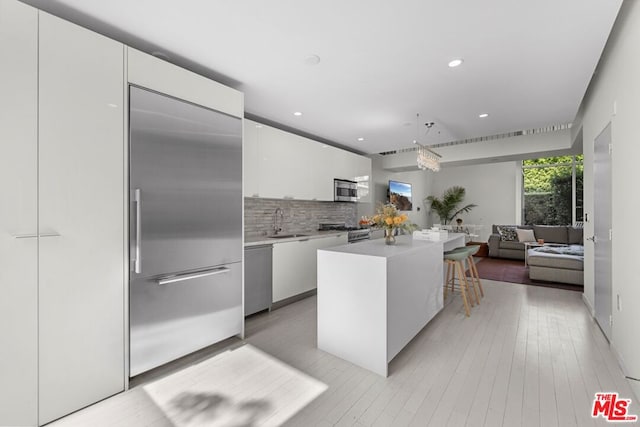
[334,179,358,202]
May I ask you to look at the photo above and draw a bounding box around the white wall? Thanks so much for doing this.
[366,155,433,229]
[429,162,519,241]
[573,0,640,399]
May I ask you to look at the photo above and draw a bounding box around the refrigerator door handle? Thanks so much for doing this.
[133,188,142,274]
[157,267,230,285]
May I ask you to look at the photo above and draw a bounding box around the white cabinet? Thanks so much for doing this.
[38,12,125,425]
[258,125,319,200]
[0,1,38,425]
[127,47,243,118]
[354,154,372,203]
[314,145,342,200]
[272,234,348,302]
[243,119,260,197]
[0,5,126,425]
[243,121,372,202]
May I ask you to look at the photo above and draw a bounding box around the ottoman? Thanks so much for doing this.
[527,244,584,285]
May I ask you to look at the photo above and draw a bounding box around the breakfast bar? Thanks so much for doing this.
[317,233,465,376]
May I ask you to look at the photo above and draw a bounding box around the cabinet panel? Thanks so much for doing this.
[312,144,337,201]
[0,1,38,425]
[259,126,316,200]
[243,119,260,197]
[38,12,125,424]
[354,155,372,203]
[241,119,372,202]
[272,234,348,302]
[272,240,308,302]
[127,47,243,118]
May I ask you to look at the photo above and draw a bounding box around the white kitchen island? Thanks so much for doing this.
[317,233,465,376]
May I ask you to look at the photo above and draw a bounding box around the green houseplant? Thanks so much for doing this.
[425,186,477,225]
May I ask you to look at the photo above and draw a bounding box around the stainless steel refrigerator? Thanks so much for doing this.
[129,86,243,376]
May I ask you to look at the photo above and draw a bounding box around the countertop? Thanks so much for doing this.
[244,230,349,247]
[319,233,467,258]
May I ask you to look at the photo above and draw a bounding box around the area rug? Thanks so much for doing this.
[51,345,328,427]
[474,257,583,292]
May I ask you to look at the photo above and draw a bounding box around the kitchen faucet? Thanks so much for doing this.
[273,207,284,235]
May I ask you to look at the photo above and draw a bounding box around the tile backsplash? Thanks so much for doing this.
[244,198,357,237]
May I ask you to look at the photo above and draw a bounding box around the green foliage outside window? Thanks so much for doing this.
[523,155,583,225]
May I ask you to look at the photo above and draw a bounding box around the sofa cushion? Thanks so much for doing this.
[533,225,568,244]
[516,228,536,242]
[497,226,518,241]
[500,241,525,250]
[568,227,583,245]
[492,224,533,234]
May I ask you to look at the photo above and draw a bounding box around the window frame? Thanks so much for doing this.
[521,155,583,225]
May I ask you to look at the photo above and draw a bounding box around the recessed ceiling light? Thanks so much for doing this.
[303,54,321,66]
[357,137,364,142]
[448,58,463,68]
[479,113,489,118]
[293,111,303,116]
[255,124,263,128]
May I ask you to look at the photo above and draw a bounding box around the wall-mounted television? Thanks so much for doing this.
[388,180,413,211]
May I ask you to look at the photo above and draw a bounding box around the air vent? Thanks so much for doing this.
[379,123,572,155]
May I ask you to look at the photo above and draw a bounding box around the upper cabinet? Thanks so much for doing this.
[244,119,260,197]
[258,124,318,200]
[127,48,243,118]
[243,119,371,202]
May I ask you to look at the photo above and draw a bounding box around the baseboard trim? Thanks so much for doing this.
[272,289,317,310]
[582,293,595,316]
[610,342,640,402]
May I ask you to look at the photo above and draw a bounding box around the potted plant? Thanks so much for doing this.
[424,186,477,225]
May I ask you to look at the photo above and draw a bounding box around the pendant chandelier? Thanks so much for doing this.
[413,113,441,172]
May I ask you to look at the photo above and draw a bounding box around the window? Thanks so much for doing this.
[522,155,583,225]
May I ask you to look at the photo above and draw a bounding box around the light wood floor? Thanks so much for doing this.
[245,280,636,426]
[52,279,637,426]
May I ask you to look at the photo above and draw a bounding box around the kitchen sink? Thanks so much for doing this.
[268,234,309,239]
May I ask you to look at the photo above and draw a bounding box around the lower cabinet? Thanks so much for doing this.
[272,234,348,302]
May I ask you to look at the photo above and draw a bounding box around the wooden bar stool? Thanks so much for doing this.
[446,246,482,305]
[465,244,484,299]
[443,250,473,317]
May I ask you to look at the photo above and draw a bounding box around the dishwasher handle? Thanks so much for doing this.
[157,267,230,285]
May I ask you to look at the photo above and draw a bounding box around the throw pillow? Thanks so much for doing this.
[497,225,518,242]
[516,228,536,242]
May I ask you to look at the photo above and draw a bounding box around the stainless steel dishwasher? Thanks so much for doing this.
[244,244,273,316]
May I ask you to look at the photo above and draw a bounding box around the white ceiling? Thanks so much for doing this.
[23,0,622,154]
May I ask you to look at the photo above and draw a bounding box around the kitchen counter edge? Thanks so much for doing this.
[244,230,350,247]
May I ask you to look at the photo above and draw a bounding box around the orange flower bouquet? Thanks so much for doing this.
[371,203,415,244]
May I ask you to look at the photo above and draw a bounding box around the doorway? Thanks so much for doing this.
[594,123,612,340]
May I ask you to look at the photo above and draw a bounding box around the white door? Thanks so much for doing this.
[0,1,38,425]
[594,123,612,340]
[38,12,125,424]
